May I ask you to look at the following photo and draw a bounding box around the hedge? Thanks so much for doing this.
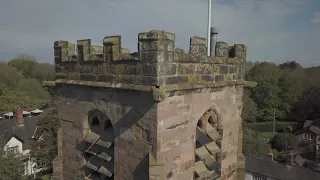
[245,121,302,132]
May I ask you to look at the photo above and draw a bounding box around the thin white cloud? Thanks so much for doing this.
[0,0,319,67]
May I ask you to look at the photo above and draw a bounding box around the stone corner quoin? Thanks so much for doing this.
[49,29,250,180]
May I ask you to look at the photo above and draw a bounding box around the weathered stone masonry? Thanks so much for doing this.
[47,30,255,180]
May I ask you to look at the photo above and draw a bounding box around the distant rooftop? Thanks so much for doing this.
[295,118,320,135]
[0,116,40,150]
[245,156,320,180]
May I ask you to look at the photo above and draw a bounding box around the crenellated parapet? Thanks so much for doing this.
[54,30,247,88]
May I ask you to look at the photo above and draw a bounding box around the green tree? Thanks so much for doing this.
[30,63,55,82]
[0,62,23,89]
[7,55,55,82]
[30,106,59,166]
[243,128,269,157]
[245,61,260,74]
[304,66,320,87]
[277,61,305,119]
[0,146,24,180]
[242,89,258,123]
[246,62,281,121]
[7,56,36,79]
[271,133,296,152]
[292,84,320,121]
[17,78,52,101]
[0,82,50,112]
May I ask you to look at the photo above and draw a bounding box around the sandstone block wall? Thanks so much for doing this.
[154,85,244,180]
[55,85,159,180]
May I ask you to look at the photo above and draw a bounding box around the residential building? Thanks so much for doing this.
[0,108,46,177]
[294,119,320,164]
[245,156,320,180]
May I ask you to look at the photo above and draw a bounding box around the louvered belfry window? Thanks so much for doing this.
[194,109,222,180]
[82,109,114,180]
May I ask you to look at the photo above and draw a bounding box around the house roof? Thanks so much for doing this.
[31,109,43,113]
[295,119,320,135]
[294,155,306,167]
[0,117,39,150]
[3,112,13,117]
[245,156,320,180]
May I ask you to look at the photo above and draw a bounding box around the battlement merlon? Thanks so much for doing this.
[53,30,250,93]
[54,30,246,64]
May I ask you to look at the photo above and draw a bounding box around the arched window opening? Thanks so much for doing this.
[83,109,115,179]
[195,109,222,180]
[104,119,112,131]
[197,120,203,129]
[91,116,100,126]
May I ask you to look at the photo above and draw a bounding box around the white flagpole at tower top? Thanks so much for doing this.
[207,0,212,56]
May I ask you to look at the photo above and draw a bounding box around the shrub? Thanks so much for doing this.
[271,133,296,151]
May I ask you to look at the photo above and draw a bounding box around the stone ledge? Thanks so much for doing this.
[42,79,256,102]
[43,79,256,91]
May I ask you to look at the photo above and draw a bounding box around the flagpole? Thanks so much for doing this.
[207,0,212,56]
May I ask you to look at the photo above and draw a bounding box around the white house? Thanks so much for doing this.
[0,109,47,177]
[3,134,37,176]
[245,156,320,180]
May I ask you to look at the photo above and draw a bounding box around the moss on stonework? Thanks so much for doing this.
[97,63,107,74]
[152,86,166,102]
[213,57,226,64]
[68,73,80,80]
[55,72,68,79]
[225,74,234,81]
[212,65,219,74]
[74,63,81,72]
[227,58,242,65]
[149,153,158,165]
[187,75,202,87]
[243,81,258,88]
[114,65,125,81]
[134,75,143,83]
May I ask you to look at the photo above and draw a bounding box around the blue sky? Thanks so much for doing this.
[0,0,319,67]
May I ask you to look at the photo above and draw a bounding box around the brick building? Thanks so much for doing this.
[46,30,255,180]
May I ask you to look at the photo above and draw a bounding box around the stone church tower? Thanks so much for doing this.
[47,30,254,180]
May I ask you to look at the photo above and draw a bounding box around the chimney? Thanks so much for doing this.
[267,149,274,161]
[210,27,218,56]
[290,151,294,166]
[14,107,24,126]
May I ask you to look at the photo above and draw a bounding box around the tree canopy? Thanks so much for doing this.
[30,106,60,166]
[242,61,317,123]
[0,57,54,112]
[0,147,24,180]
